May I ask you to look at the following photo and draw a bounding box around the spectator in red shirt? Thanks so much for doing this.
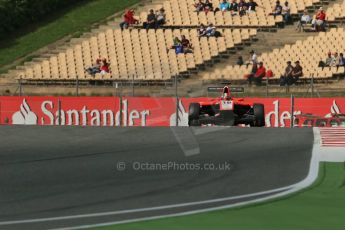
[120,9,139,29]
[181,35,193,51]
[312,7,326,31]
[100,59,110,75]
[248,62,266,85]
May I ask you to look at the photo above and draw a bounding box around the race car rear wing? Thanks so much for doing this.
[207,86,245,93]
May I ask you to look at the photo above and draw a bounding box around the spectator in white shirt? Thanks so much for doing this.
[331,52,342,67]
[247,50,258,66]
[205,23,216,36]
[282,1,291,23]
[296,10,312,31]
[319,52,335,69]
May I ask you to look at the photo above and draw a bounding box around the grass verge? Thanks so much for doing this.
[0,0,141,73]
[88,163,345,230]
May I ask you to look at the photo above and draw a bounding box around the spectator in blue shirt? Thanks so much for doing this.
[215,0,230,12]
[340,53,345,66]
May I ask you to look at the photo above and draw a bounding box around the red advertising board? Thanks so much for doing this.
[0,96,344,127]
[0,97,120,126]
[123,97,176,126]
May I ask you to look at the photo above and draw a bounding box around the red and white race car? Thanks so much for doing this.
[188,86,265,127]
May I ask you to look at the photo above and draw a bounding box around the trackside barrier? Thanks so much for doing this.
[0,97,344,127]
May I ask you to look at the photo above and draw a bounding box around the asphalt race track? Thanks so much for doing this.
[0,127,314,230]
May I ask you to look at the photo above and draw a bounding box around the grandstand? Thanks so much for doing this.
[202,28,345,81]
[16,28,256,82]
[1,0,345,95]
[141,0,285,28]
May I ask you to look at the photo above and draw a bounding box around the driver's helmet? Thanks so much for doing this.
[222,86,231,99]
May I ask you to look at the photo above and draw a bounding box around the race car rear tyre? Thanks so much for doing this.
[253,104,265,127]
[188,103,200,120]
[188,103,201,126]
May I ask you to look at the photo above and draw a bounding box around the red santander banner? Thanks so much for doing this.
[0,97,344,127]
[0,97,120,126]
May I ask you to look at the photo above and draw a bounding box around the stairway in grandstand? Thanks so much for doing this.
[1,0,345,97]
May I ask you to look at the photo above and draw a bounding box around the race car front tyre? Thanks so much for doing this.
[189,103,200,120]
[253,103,265,127]
[188,103,201,126]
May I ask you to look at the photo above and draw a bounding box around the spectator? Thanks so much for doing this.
[215,0,230,12]
[204,23,222,37]
[143,9,156,29]
[319,52,334,69]
[329,52,342,68]
[119,9,139,30]
[269,1,282,16]
[284,60,294,76]
[326,52,335,66]
[340,53,345,66]
[198,24,207,36]
[85,58,101,76]
[296,10,312,32]
[238,0,248,16]
[245,63,258,85]
[282,1,291,23]
[237,56,244,65]
[291,61,303,84]
[247,0,260,13]
[100,59,110,75]
[247,50,258,65]
[204,0,214,13]
[169,37,184,54]
[229,0,239,12]
[170,37,182,49]
[156,8,166,28]
[174,43,184,54]
[181,35,193,53]
[205,23,216,36]
[319,52,334,68]
[312,7,326,31]
[251,62,266,85]
[280,61,293,86]
[194,0,205,12]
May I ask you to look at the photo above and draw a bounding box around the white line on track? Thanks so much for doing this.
[0,186,290,226]
[171,128,200,157]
